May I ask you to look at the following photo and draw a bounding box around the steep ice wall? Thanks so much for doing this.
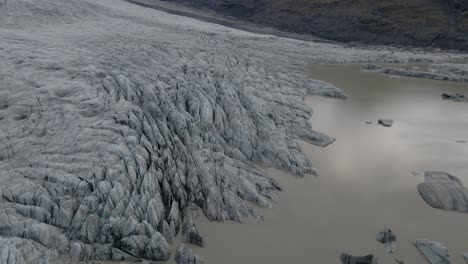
[0,0,463,263]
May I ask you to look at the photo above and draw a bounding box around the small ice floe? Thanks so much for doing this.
[340,253,377,264]
[441,93,468,102]
[414,239,451,264]
[463,252,468,263]
[378,119,393,127]
[418,171,468,213]
[376,228,397,254]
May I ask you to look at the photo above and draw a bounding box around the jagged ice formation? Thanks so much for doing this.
[0,0,464,263]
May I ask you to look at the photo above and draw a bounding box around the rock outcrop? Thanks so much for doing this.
[414,239,451,264]
[417,171,468,213]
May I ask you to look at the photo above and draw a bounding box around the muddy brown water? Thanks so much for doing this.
[162,64,468,264]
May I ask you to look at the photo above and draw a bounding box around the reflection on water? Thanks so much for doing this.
[189,64,468,263]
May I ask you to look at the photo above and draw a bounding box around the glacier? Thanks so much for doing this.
[0,0,464,263]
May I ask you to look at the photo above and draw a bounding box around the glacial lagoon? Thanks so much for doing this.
[189,64,468,264]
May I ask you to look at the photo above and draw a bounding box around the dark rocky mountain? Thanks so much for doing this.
[160,0,468,50]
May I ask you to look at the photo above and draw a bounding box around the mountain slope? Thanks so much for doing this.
[157,0,468,50]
